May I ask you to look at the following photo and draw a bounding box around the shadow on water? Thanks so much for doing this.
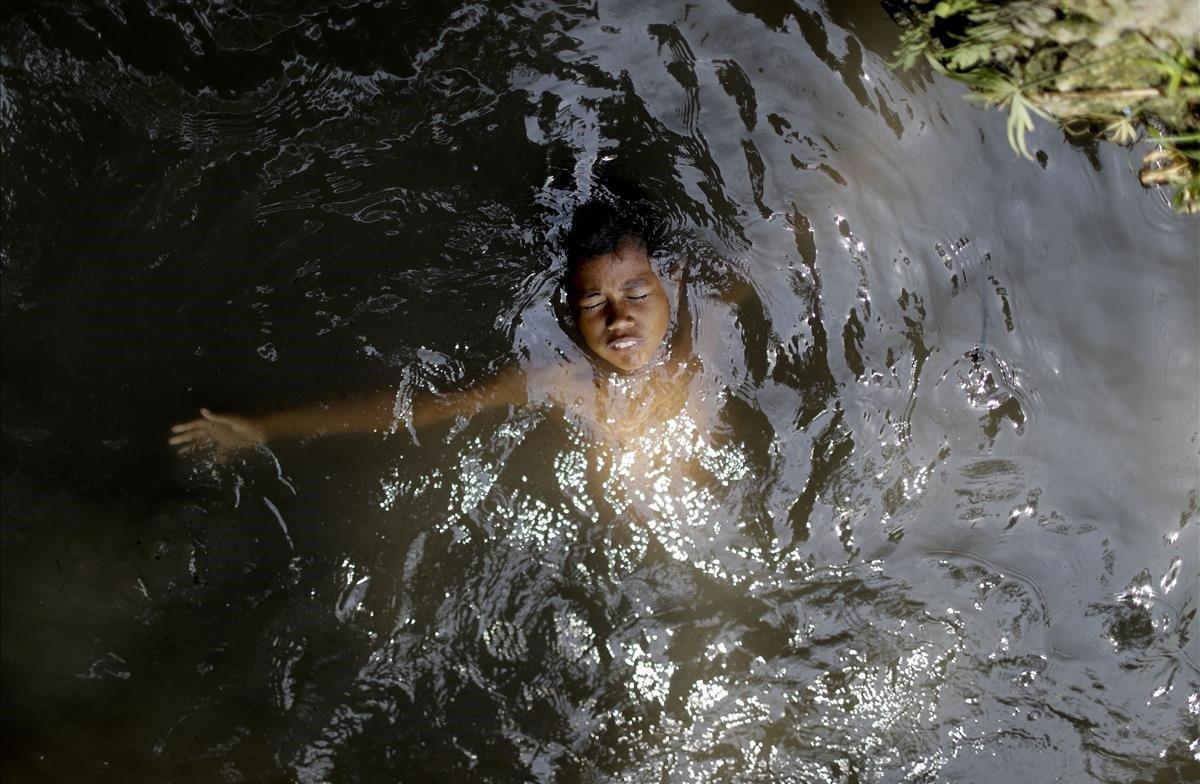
[2,0,1198,781]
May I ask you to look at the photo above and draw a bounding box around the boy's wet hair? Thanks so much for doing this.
[565,200,663,280]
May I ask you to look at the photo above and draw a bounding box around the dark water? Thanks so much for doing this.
[2,1,1198,781]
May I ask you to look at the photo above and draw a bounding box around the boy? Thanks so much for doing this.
[169,201,695,456]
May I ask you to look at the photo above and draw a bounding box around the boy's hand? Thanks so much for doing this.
[169,408,267,459]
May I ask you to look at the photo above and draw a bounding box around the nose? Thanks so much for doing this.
[605,299,635,329]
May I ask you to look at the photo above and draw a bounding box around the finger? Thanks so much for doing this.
[169,417,213,437]
[171,420,207,433]
[168,430,207,446]
[201,408,235,425]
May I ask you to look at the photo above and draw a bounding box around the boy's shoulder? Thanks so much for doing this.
[522,356,594,397]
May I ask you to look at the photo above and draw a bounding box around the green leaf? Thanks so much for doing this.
[934,0,978,18]
[1006,93,1039,159]
[946,42,992,70]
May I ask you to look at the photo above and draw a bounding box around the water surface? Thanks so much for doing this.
[2,1,1198,781]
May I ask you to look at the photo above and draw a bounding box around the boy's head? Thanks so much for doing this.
[565,201,670,372]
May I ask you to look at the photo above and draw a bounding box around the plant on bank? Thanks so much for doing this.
[888,0,1200,213]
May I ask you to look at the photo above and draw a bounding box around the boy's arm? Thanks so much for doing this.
[169,363,527,455]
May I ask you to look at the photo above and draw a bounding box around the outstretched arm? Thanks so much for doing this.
[169,363,527,457]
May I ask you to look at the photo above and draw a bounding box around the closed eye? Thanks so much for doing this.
[580,293,648,312]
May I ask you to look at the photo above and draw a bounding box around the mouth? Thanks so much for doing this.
[606,334,643,353]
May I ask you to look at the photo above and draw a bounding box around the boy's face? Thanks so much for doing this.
[569,244,670,372]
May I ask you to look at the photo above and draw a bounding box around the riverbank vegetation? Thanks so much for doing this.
[888,0,1200,213]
